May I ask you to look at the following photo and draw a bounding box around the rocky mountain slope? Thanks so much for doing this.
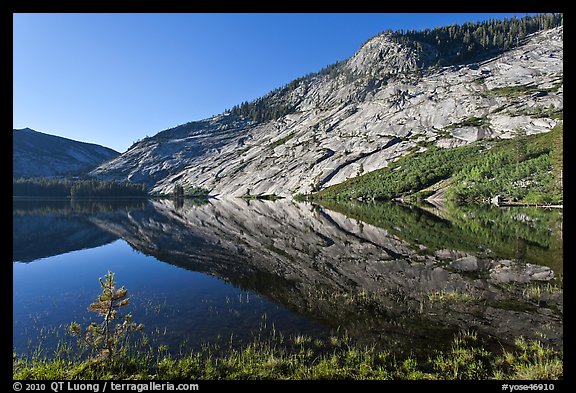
[13,128,119,178]
[92,25,563,197]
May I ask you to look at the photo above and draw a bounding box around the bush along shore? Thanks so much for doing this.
[13,272,562,380]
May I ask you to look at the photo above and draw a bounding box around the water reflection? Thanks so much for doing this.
[317,200,563,274]
[13,198,563,356]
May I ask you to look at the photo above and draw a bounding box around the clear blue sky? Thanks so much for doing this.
[13,13,526,152]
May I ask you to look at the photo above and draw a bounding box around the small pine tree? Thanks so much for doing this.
[515,128,528,163]
[69,271,143,362]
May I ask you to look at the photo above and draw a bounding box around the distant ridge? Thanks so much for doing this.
[13,128,119,178]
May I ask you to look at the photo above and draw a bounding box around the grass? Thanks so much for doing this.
[485,84,539,97]
[444,116,489,129]
[13,329,562,380]
[473,77,487,85]
[268,133,296,149]
[522,282,563,304]
[484,82,562,98]
[310,144,483,201]
[508,106,563,120]
[447,124,563,204]
[427,291,475,303]
[432,331,562,380]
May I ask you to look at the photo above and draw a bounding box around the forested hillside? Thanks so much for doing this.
[391,13,562,66]
[13,178,148,198]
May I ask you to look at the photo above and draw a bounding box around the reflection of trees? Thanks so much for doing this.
[170,198,209,210]
[13,199,148,216]
[515,237,527,261]
[316,200,562,270]
[172,197,184,209]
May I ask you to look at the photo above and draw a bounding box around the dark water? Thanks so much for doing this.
[13,198,563,357]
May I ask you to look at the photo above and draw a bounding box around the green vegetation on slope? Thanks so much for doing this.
[313,145,482,201]
[485,81,563,98]
[269,132,296,149]
[312,124,563,205]
[444,116,489,129]
[447,125,563,204]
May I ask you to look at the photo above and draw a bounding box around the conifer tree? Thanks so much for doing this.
[69,271,143,362]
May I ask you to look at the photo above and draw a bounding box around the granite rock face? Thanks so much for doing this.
[92,27,563,197]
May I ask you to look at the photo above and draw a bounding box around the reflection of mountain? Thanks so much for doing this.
[14,198,561,351]
[88,198,562,352]
[13,215,117,262]
[12,200,146,263]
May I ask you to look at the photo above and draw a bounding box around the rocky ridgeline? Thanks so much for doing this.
[92,27,563,197]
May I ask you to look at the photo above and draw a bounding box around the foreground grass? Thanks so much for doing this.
[13,331,562,380]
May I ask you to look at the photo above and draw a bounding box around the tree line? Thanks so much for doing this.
[390,13,563,67]
[13,177,148,198]
[172,184,209,198]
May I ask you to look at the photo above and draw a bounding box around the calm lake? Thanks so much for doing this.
[13,198,563,358]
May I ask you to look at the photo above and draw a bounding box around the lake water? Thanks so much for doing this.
[13,198,563,358]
